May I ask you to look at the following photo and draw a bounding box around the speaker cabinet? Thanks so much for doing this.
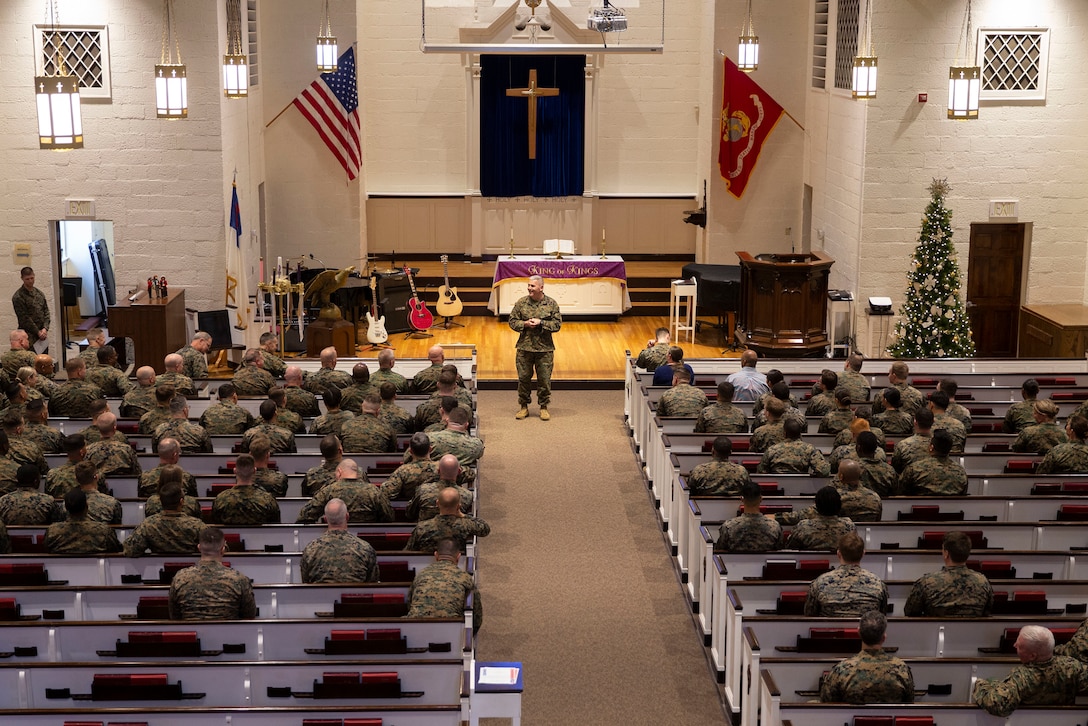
[378,272,413,333]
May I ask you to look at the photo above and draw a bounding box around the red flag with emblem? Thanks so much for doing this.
[718,57,784,199]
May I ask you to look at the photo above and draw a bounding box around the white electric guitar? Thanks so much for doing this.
[365,276,388,344]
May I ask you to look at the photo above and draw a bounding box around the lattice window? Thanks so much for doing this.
[34,25,112,101]
[979,28,1049,102]
[812,0,829,89]
[247,0,259,87]
[833,0,859,91]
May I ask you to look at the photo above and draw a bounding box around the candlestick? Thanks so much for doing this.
[600,228,607,259]
[509,226,516,259]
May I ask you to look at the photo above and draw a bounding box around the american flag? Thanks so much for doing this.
[293,47,361,181]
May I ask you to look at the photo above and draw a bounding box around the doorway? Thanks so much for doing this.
[49,220,117,365]
[966,222,1030,357]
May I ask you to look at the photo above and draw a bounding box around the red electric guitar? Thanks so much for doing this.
[404,266,434,331]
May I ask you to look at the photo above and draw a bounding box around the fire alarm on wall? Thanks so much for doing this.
[918,93,928,103]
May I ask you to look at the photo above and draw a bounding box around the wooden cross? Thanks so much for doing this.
[506,69,560,160]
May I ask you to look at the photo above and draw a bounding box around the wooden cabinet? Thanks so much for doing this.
[108,289,187,371]
[1018,305,1088,358]
[736,251,833,356]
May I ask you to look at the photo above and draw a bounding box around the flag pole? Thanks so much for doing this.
[265,101,295,129]
[782,108,804,131]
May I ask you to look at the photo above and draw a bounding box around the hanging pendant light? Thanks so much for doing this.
[738,0,758,72]
[317,0,338,72]
[948,0,980,119]
[35,0,83,150]
[852,0,877,99]
[223,0,248,98]
[155,0,188,118]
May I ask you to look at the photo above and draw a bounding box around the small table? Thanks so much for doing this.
[471,660,524,726]
[670,278,698,344]
[489,256,631,315]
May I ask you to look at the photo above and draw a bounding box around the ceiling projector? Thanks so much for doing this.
[587,2,627,32]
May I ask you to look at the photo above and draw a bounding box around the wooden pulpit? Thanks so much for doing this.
[736,251,834,356]
[108,288,188,370]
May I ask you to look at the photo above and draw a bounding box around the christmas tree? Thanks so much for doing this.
[887,178,976,358]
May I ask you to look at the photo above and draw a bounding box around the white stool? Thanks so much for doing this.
[470,660,523,726]
[670,278,698,344]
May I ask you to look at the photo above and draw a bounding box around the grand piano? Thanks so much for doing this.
[681,263,742,337]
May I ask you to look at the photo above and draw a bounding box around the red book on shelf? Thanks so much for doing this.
[330,630,368,641]
[322,672,361,685]
[360,672,399,684]
[366,629,401,640]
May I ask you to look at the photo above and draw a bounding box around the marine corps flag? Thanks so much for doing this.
[719,57,784,199]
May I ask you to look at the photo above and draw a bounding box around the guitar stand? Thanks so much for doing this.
[404,329,433,339]
[439,316,464,330]
[357,341,394,353]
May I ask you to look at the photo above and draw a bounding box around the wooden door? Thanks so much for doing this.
[967,223,1026,357]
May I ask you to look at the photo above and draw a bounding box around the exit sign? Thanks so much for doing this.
[65,198,95,219]
[989,200,1019,220]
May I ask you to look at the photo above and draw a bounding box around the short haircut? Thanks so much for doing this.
[248,434,272,460]
[65,358,85,375]
[74,460,97,486]
[169,396,188,415]
[200,526,226,553]
[914,408,934,429]
[362,392,382,409]
[217,383,236,399]
[765,397,786,417]
[1022,378,1040,397]
[436,537,460,558]
[159,464,184,488]
[447,406,471,426]
[938,378,959,396]
[858,611,888,646]
[337,459,360,477]
[158,437,180,460]
[765,369,784,387]
[820,369,838,390]
[740,482,763,503]
[64,487,88,516]
[319,434,341,459]
[155,384,177,403]
[673,367,692,384]
[930,428,953,456]
[771,381,791,401]
[814,486,842,516]
[716,381,735,402]
[881,387,901,408]
[159,480,183,510]
[1070,414,1088,440]
[352,363,371,383]
[1,411,22,429]
[89,399,110,417]
[194,331,212,343]
[1017,625,1055,659]
[259,331,277,345]
[890,361,910,379]
[323,385,343,408]
[16,463,40,488]
[325,498,349,526]
[62,433,86,454]
[942,531,972,563]
[440,396,459,415]
[20,266,34,277]
[437,369,458,388]
[259,399,278,421]
[847,353,864,372]
[854,405,873,422]
[855,431,879,456]
[654,327,669,339]
[711,436,732,458]
[243,348,262,365]
[379,382,396,402]
[96,345,116,363]
[268,387,286,406]
[782,417,802,439]
[409,432,431,456]
[234,453,256,479]
[838,532,865,562]
[929,390,950,409]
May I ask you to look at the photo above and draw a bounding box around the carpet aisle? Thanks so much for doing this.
[473,389,727,724]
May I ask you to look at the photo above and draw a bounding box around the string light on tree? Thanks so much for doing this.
[887,178,975,359]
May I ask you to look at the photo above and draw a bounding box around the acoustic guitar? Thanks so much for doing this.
[435,254,463,318]
[404,266,434,331]
[365,276,388,344]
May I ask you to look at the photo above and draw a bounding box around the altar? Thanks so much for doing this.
[488,256,632,316]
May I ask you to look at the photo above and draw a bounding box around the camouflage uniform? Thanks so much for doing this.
[253,467,288,497]
[175,345,208,380]
[0,520,9,551]
[838,485,883,522]
[154,419,213,453]
[1,349,35,377]
[818,408,855,435]
[231,366,274,396]
[341,414,397,453]
[22,422,63,454]
[933,412,966,453]
[12,284,50,341]
[1012,422,1068,454]
[1037,441,1088,475]
[46,463,109,498]
[829,443,859,473]
[757,440,830,476]
[48,380,104,418]
[272,407,305,435]
[168,560,256,620]
[138,465,199,497]
[891,433,932,473]
[241,422,297,454]
[429,429,484,468]
[301,460,342,497]
[509,293,562,408]
[657,384,709,417]
[694,402,748,434]
[946,401,973,432]
[753,405,806,432]
[411,364,444,395]
[899,455,968,496]
[903,564,993,617]
[805,563,888,616]
[83,489,123,524]
[784,515,855,550]
[296,480,393,524]
[301,529,379,583]
[635,342,670,371]
[119,386,157,418]
[686,460,751,496]
[872,409,914,437]
[858,454,899,498]
[754,391,797,417]
[407,558,480,629]
[309,409,355,437]
[820,649,914,704]
[306,368,354,394]
[199,401,255,434]
[837,370,871,404]
[258,350,287,379]
[87,366,134,396]
[1004,399,1037,434]
[44,517,122,553]
[416,389,473,429]
[340,382,378,415]
[833,426,885,450]
[144,494,203,519]
[138,405,173,435]
[157,371,196,397]
[408,481,473,522]
[1055,618,1088,662]
[715,513,783,552]
[125,511,205,556]
[376,402,413,436]
[873,383,924,416]
[973,656,1088,717]
[284,386,320,417]
[0,458,18,495]
[806,391,837,418]
[86,438,142,476]
[405,513,491,552]
[211,485,281,524]
[0,488,62,524]
[380,459,439,502]
[750,421,786,453]
[79,347,101,369]
[8,437,48,475]
[370,368,410,394]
